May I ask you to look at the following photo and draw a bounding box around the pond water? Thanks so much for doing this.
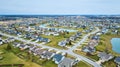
[39,23,77,32]
[111,38,120,54]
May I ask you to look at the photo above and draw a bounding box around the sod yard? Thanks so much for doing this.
[73,61,92,67]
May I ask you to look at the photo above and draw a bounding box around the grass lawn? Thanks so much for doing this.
[73,61,92,67]
[41,32,76,49]
[74,50,99,61]
[42,60,57,67]
[0,44,41,67]
[102,58,117,67]
[0,44,58,67]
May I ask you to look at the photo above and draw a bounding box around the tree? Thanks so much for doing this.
[69,40,72,45]
[6,43,11,51]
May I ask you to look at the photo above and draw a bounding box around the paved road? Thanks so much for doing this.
[68,27,100,51]
[0,27,101,67]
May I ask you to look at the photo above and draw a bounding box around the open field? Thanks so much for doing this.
[0,44,41,67]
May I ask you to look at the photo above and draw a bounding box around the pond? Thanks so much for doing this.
[39,23,78,32]
[111,38,120,54]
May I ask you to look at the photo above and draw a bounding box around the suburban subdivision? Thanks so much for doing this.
[0,15,120,67]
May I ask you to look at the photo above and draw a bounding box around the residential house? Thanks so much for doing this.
[13,42,20,47]
[69,36,77,41]
[82,46,95,53]
[58,41,67,47]
[58,58,75,67]
[19,44,29,50]
[53,54,65,64]
[41,51,55,60]
[114,57,120,66]
[98,52,113,62]
[0,39,3,45]
[91,35,99,40]
[36,37,50,42]
[42,38,50,42]
[7,37,15,42]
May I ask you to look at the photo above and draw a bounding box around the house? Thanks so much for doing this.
[114,57,120,67]
[19,44,29,50]
[42,38,50,42]
[0,39,3,45]
[7,37,15,42]
[88,40,98,48]
[36,37,50,42]
[58,58,74,67]
[82,46,95,53]
[69,36,76,41]
[65,38,70,43]
[0,34,2,37]
[96,32,102,36]
[53,32,59,36]
[98,52,113,62]
[32,48,45,56]
[53,54,65,64]
[58,41,67,47]
[13,42,20,47]
[36,37,43,42]
[76,32,82,36]
[45,32,51,36]
[91,35,99,40]
[41,51,55,60]
[36,49,45,55]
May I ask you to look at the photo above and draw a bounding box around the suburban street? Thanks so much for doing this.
[68,27,100,51]
[0,27,101,67]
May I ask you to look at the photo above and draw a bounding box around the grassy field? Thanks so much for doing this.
[96,34,120,56]
[0,44,41,67]
[0,44,57,67]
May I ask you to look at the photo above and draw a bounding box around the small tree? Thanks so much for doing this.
[69,40,72,45]
[6,43,11,51]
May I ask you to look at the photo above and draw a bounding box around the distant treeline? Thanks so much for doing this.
[0,17,17,21]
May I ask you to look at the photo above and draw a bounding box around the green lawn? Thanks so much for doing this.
[0,44,58,67]
[0,44,41,67]
[41,32,76,49]
[102,59,117,67]
[74,50,99,61]
[73,61,92,67]
[42,60,57,67]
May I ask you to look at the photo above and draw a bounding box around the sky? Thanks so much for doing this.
[0,0,120,15]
